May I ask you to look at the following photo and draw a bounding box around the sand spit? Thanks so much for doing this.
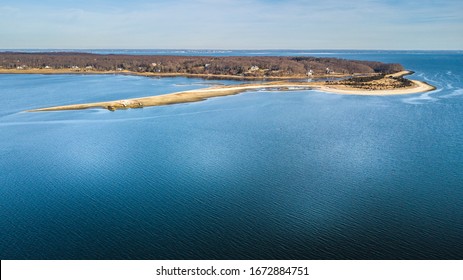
[28,83,314,112]
[24,71,435,112]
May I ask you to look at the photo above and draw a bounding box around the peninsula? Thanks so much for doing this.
[0,52,435,112]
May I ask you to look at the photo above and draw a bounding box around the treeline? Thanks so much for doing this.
[342,74,387,83]
[327,73,413,90]
[0,52,404,77]
[390,76,413,87]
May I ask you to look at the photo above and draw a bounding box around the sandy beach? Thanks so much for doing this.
[0,66,434,112]
[27,73,435,112]
[318,80,435,95]
[317,71,435,95]
[28,83,312,112]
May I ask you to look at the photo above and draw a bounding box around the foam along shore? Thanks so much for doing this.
[27,71,435,112]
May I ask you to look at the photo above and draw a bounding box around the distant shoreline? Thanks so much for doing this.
[0,52,434,111]
[0,51,405,80]
[0,67,348,81]
[25,70,435,112]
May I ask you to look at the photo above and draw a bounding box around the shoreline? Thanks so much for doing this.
[319,71,436,95]
[0,52,404,81]
[0,68,350,81]
[319,80,435,95]
[25,70,435,112]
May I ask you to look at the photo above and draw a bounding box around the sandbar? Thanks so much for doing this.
[27,71,435,112]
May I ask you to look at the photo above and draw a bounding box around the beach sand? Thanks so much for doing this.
[28,77,435,112]
[0,68,433,112]
[318,80,435,95]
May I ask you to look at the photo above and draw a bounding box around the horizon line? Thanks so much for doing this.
[0,48,462,52]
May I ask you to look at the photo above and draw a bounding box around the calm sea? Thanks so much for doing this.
[0,50,462,259]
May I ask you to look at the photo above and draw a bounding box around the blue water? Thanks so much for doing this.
[1,50,462,259]
[2,49,461,57]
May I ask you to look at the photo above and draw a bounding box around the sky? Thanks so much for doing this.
[0,0,462,50]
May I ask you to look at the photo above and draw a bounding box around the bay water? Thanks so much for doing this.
[1,51,462,259]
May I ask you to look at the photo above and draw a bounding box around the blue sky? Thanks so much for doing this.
[0,0,462,49]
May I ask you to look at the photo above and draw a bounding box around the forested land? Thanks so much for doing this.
[0,52,404,77]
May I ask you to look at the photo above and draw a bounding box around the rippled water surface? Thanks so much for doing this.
[1,51,462,259]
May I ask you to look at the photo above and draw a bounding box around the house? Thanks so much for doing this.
[250,65,259,71]
[85,66,93,70]
[307,69,314,76]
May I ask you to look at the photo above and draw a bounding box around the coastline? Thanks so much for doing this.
[0,52,404,81]
[318,71,436,95]
[26,71,435,112]
[319,80,435,95]
[0,67,348,81]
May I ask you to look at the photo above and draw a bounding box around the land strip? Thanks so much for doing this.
[0,52,404,79]
[28,71,435,112]
[0,53,434,112]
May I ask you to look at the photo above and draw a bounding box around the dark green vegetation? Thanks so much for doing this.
[326,73,414,90]
[0,52,404,78]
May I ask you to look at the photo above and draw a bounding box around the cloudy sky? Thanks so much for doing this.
[0,0,462,49]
